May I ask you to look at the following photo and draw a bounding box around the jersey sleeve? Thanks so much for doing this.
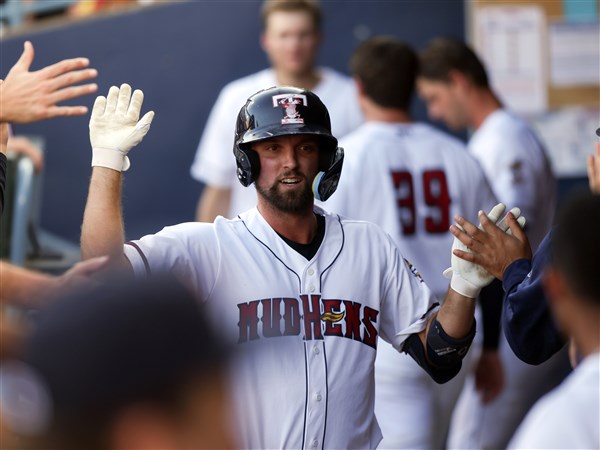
[501,230,565,364]
[189,85,239,187]
[472,131,540,228]
[378,234,440,351]
[123,222,220,301]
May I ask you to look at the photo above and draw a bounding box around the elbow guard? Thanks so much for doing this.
[426,318,476,368]
[403,318,476,384]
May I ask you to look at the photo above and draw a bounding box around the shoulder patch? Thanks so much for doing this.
[404,258,425,283]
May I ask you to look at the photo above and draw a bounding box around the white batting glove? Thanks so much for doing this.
[444,203,526,298]
[89,83,154,171]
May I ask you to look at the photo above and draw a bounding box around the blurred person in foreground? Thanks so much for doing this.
[506,192,600,449]
[1,275,236,450]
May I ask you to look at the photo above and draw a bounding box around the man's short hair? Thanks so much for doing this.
[551,191,600,305]
[418,37,489,88]
[261,0,322,31]
[350,36,418,110]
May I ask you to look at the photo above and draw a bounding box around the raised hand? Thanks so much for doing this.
[0,41,98,123]
[89,84,154,172]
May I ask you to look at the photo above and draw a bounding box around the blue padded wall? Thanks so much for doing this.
[1,1,464,242]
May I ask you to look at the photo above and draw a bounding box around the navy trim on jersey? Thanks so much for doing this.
[240,218,302,292]
[125,241,151,275]
[420,302,440,320]
[302,342,309,450]
[318,214,345,291]
[321,341,329,450]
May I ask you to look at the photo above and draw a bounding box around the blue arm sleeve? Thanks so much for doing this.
[501,231,566,365]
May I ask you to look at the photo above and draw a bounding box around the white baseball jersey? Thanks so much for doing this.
[323,121,497,449]
[507,352,600,449]
[123,206,438,449]
[325,121,497,298]
[190,67,364,218]
[468,109,555,250]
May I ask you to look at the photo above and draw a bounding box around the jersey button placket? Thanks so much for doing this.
[303,264,326,450]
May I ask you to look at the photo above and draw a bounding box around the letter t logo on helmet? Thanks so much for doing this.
[233,86,344,202]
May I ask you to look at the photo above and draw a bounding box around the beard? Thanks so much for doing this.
[255,173,315,214]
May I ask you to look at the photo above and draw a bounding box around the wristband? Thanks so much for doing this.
[91,147,131,172]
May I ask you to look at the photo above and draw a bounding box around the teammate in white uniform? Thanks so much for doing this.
[508,193,600,450]
[190,0,363,221]
[324,37,498,449]
[81,84,497,449]
[417,37,569,449]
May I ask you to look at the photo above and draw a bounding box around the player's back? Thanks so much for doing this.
[468,109,555,250]
[326,121,497,297]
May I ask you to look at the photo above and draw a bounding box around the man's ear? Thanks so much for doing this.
[448,69,470,91]
[260,32,267,52]
[353,76,365,96]
[543,267,566,307]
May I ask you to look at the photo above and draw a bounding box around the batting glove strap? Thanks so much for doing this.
[92,147,131,172]
[443,268,481,299]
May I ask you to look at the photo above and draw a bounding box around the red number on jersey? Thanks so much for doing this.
[391,171,416,235]
[423,170,451,233]
[391,170,451,235]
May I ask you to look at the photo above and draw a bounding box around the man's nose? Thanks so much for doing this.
[282,147,299,169]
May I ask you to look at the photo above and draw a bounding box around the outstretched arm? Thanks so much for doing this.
[406,205,527,383]
[0,257,108,307]
[0,41,98,123]
[80,84,154,268]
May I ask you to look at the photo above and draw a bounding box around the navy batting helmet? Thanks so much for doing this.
[233,86,344,201]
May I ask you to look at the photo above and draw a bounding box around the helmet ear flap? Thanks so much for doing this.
[313,147,344,202]
[234,145,260,187]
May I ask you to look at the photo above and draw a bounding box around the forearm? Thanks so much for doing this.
[408,289,476,384]
[81,167,126,263]
[436,288,476,339]
[502,258,565,364]
[196,186,231,222]
[0,261,59,307]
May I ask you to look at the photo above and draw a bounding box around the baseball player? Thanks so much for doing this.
[417,37,569,449]
[190,0,363,222]
[79,84,516,449]
[323,37,498,449]
[507,192,600,449]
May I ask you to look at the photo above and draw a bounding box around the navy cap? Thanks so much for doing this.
[12,275,229,435]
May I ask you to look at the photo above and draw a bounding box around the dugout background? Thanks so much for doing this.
[1,1,465,243]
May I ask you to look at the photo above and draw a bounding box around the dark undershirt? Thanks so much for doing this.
[277,214,326,260]
[0,153,7,218]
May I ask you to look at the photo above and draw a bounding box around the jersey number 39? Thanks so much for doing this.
[391,170,451,235]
